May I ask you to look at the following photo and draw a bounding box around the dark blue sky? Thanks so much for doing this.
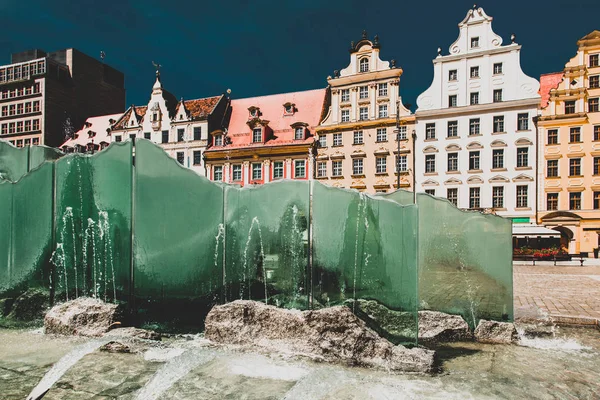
[1,0,599,110]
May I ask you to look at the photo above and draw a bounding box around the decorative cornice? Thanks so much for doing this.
[416,98,539,119]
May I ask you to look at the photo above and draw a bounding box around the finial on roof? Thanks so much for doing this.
[334,70,339,78]
[391,59,396,68]
[437,47,442,56]
[362,30,367,39]
[473,4,477,9]
[350,40,355,49]
[152,61,162,78]
[374,34,379,45]
[511,33,516,43]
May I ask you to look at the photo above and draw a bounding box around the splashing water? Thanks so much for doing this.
[242,217,267,302]
[214,223,225,298]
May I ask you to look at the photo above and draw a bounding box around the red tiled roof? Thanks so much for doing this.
[539,72,563,109]
[177,95,223,120]
[206,88,327,152]
[112,106,147,130]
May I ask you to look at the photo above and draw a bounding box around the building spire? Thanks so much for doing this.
[152,61,162,90]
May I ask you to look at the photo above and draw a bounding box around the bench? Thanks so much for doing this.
[513,254,573,265]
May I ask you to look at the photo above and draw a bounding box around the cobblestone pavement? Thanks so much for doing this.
[514,262,600,322]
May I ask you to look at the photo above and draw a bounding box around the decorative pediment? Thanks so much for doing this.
[248,106,261,118]
[283,102,296,115]
[423,145,439,154]
[374,147,390,155]
[489,175,510,183]
[490,140,507,148]
[445,144,461,152]
[422,179,439,187]
[247,118,269,128]
[444,177,462,185]
[330,152,345,160]
[515,138,534,146]
[513,174,534,182]
[350,150,367,158]
[466,142,483,150]
[467,176,484,184]
[290,121,308,129]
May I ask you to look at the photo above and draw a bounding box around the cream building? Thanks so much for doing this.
[537,31,600,254]
[316,32,414,193]
[415,6,540,222]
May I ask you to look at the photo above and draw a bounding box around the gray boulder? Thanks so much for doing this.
[44,297,123,337]
[100,341,132,353]
[6,289,49,320]
[104,327,161,341]
[345,299,415,344]
[205,300,434,373]
[474,319,518,344]
[418,311,472,345]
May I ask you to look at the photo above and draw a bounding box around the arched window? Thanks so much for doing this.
[359,57,369,72]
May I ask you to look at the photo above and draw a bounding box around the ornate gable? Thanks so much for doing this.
[513,174,534,182]
[422,179,439,187]
[467,176,484,184]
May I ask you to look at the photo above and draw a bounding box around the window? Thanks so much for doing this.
[565,101,576,114]
[547,193,558,211]
[590,54,599,67]
[231,164,242,181]
[129,133,136,140]
[447,153,458,171]
[492,186,504,208]
[425,189,435,196]
[252,163,262,180]
[1,124,6,134]
[214,166,223,181]
[115,135,122,142]
[9,105,15,115]
[341,89,350,102]
[493,89,503,102]
[161,130,168,143]
[24,138,30,146]
[469,151,480,170]
[425,154,436,173]
[332,160,343,176]
[570,127,581,143]
[295,127,304,140]
[471,37,479,48]
[32,137,39,145]
[273,161,284,179]
[425,123,436,140]
[447,121,458,137]
[193,127,201,140]
[359,58,369,72]
[177,129,184,142]
[470,187,480,209]
[595,192,600,210]
[318,135,327,147]
[359,86,369,99]
[517,148,528,167]
[8,122,15,133]
[442,95,456,111]
[17,103,23,114]
[469,118,480,135]
[359,107,368,121]
[396,155,407,172]
[353,130,363,144]
[16,121,23,133]
[252,128,262,143]
[590,75,599,89]
[570,192,581,210]
[353,158,363,175]
[589,98,599,113]
[517,113,529,131]
[378,83,388,97]
[33,101,40,112]
[1,106,6,116]
[332,133,342,146]
[378,104,388,118]
[341,109,350,122]
[376,156,387,173]
[448,69,458,81]
[493,63,503,74]
[376,128,387,142]
[470,66,479,78]
[493,116,504,133]
[396,126,407,140]
[176,152,184,165]
[144,132,151,140]
[294,160,306,178]
[31,119,39,130]
[492,149,504,169]
[317,162,327,178]
[570,158,581,176]
[214,135,223,146]
[547,159,559,177]
[516,185,528,208]
[284,104,294,115]
[447,188,458,206]
[595,126,600,141]
[193,151,201,165]
[470,92,479,105]
[16,139,22,148]
[547,129,558,144]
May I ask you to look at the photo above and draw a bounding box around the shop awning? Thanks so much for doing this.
[512,224,561,238]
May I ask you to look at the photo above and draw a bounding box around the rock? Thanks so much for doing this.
[418,311,472,345]
[0,298,14,317]
[474,320,518,344]
[44,297,123,337]
[100,341,131,353]
[7,289,49,320]
[515,323,555,339]
[104,327,161,341]
[205,300,434,373]
[345,299,415,344]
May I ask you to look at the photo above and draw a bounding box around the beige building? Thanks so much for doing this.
[537,31,600,254]
[315,32,414,193]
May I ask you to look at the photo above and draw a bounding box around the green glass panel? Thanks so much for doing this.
[0,181,13,294]
[224,181,310,309]
[134,139,223,326]
[53,142,132,302]
[29,145,63,171]
[0,140,28,182]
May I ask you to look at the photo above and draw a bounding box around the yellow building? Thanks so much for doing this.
[537,31,600,254]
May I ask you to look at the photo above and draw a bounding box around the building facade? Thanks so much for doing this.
[316,32,415,193]
[204,88,328,185]
[537,31,600,253]
[0,48,125,148]
[415,6,540,222]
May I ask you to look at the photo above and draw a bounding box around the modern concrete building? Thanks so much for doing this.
[204,88,328,185]
[537,31,600,253]
[415,6,540,222]
[315,32,414,193]
[0,48,125,147]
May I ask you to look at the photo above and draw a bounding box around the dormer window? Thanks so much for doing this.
[152,113,158,122]
[248,106,260,119]
[294,127,304,140]
[252,127,262,143]
[359,57,369,72]
[214,135,223,146]
[283,103,295,115]
[471,37,480,48]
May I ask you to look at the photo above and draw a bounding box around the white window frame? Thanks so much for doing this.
[376,128,387,142]
[333,133,342,146]
[294,159,306,178]
[252,163,262,180]
[273,161,284,179]
[376,156,387,173]
[332,160,343,177]
[352,158,364,175]
[378,83,388,97]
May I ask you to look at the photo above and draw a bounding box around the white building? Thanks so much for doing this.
[414,6,540,222]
